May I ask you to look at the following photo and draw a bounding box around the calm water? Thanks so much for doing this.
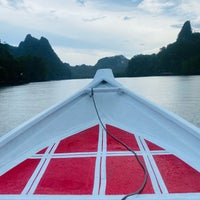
[0,76,200,136]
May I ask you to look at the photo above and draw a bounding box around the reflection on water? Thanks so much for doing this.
[118,76,200,129]
[0,76,199,136]
[0,79,91,136]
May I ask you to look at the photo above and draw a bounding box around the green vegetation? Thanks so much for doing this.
[17,55,48,82]
[127,21,200,76]
[1,21,200,85]
[0,43,48,85]
[0,43,22,85]
[0,34,71,85]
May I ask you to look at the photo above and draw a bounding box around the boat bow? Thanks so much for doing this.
[0,69,199,200]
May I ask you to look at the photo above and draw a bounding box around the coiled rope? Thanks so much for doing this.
[90,88,148,200]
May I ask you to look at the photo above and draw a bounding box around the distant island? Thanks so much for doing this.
[0,20,200,85]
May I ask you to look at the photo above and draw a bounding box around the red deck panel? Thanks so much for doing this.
[106,125,140,151]
[154,155,200,193]
[55,125,99,153]
[1,124,199,197]
[106,156,154,194]
[34,157,96,194]
[36,147,48,154]
[145,140,164,150]
[0,159,40,194]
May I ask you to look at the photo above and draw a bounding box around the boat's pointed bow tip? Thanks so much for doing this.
[94,68,115,80]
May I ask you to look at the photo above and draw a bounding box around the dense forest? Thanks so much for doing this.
[0,43,46,85]
[0,43,21,85]
[0,21,200,86]
[0,34,71,85]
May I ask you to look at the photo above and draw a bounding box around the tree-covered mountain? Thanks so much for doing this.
[0,34,129,85]
[95,55,128,77]
[69,55,129,79]
[7,34,71,81]
[0,43,49,85]
[1,20,200,85]
[127,21,200,76]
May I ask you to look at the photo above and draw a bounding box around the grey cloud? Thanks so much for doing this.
[94,0,141,7]
[85,0,142,12]
[76,0,86,6]
[171,24,183,29]
[193,23,200,29]
[6,0,24,9]
[123,16,133,20]
[83,16,106,22]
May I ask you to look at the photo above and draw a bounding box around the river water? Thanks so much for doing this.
[0,75,200,136]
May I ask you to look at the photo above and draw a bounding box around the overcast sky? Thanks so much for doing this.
[0,0,200,65]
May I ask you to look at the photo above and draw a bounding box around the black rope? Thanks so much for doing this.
[90,88,148,200]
